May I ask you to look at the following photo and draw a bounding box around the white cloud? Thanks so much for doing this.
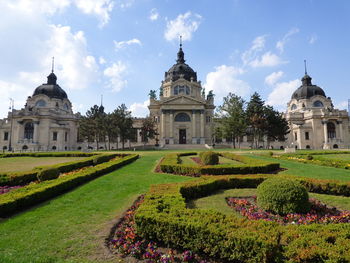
[265,71,284,86]
[129,100,149,117]
[267,79,300,109]
[103,61,128,92]
[99,56,106,64]
[250,52,286,68]
[241,35,266,66]
[149,8,159,21]
[309,34,318,44]
[114,38,142,50]
[204,65,250,102]
[164,12,202,42]
[276,27,299,53]
[6,0,114,27]
[74,0,114,27]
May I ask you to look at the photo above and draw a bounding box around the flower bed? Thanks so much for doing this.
[110,196,210,262]
[134,175,350,262]
[0,185,23,195]
[226,196,350,225]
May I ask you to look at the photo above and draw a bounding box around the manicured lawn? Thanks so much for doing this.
[189,188,350,215]
[314,153,350,161]
[0,151,194,263]
[0,156,87,173]
[248,154,350,181]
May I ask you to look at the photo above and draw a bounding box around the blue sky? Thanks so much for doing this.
[1,0,350,118]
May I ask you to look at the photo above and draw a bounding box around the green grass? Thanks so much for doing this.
[0,157,87,173]
[189,188,350,215]
[314,154,350,161]
[0,152,194,263]
[247,154,350,181]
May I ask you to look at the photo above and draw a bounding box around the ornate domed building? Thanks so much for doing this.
[149,42,215,146]
[0,68,78,151]
[285,68,350,149]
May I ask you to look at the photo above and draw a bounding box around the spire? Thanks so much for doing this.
[47,57,57,85]
[302,59,312,86]
[51,57,55,73]
[176,35,185,64]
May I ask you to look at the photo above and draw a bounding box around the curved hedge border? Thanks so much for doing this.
[0,153,124,186]
[276,150,350,169]
[159,152,280,176]
[0,154,138,216]
[135,175,350,262]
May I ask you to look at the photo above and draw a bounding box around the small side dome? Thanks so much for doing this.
[33,71,68,100]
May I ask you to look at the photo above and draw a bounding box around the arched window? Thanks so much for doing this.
[313,100,324,107]
[333,144,339,149]
[306,145,310,149]
[63,103,69,110]
[24,122,34,139]
[35,100,46,107]
[327,122,336,139]
[175,113,190,122]
[52,146,57,150]
[22,145,28,150]
[291,104,297,110]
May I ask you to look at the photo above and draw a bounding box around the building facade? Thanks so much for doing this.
[285,71,350,149]
[149,43,215,146]
[0,70,79,151]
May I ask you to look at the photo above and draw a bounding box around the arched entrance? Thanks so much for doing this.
[333,144,339,149]
[327,122,336,139]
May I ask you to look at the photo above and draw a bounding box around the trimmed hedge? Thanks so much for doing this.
[0,154,138,216]
[0,153,121,186]
[160,152,280,176]
[0,152,96,158]
[135,175,350,262]
[37,168,60,182]
[199,151,219,165]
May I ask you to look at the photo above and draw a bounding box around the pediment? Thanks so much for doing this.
[161,95,204,106]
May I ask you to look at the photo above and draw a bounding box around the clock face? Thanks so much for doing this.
[174,85,190,95]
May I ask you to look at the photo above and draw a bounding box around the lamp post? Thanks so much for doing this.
[8,98,14,152]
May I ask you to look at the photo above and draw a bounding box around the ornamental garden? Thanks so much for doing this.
[1,149,350,262]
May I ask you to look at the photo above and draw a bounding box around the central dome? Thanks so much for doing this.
[164,44,197,82]
[291,73,326,100]
[33,72,68,100]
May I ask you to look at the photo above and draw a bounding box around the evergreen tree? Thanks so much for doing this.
[139,116,156,147]
[246,92,266,148]
[264,106,290,148]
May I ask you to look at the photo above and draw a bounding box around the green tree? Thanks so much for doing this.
[217,93,247,148]
[139,116,156,147]
[246,92,266,148]
[264,106,290,148]
[114,104,133,150]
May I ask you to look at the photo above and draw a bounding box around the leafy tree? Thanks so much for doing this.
[264,106,290,148]
[246,92,267,148]
[217,93,247,148]
[139,116,156,147]
[114,104,133,150]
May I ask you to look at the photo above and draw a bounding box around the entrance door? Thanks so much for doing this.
[179,129,186,144]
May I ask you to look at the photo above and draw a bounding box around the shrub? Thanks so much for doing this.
[268,151,273,157]
[199,151,219,165]
[257,178,310,215]
[306,154,313,160]
[37,168,60,182]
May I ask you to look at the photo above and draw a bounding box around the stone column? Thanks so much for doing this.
[192,110,196,143]
[161,110,165,139]
[169,111,174,144]
[200,110,205,144]
[338,121,343,142]
[322,121,328,148]
[137,128,142,143]
[33,121,39,144]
